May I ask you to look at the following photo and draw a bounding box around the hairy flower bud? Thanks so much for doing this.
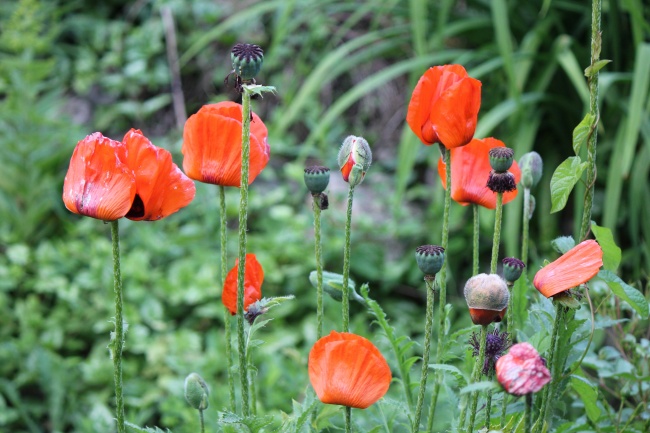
[184,373,210,410]
[337,136,372,187]
[464,273,510,325]
[502,257,525,283]
[518,152,543,189]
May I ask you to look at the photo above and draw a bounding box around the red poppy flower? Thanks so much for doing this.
[222,253,264,315]
[533,240,603,298]
[182,101,270,187]
[308,331,391,409]
[406,64,481,149]
[63,131,195,221]
[496,342,550,396]
[437,137,521,209]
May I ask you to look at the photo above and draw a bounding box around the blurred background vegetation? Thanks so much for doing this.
[0,0,648,431]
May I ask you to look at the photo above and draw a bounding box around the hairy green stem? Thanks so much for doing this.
[313,197,324,338]
[342,186,355,333]
[535,303,565,432]
[468,325,488,432]
[236,86,253,416]
[521,188,531,265]
[199,409,205,433]
[220,186,236,412]
[490,193,504,274]
[345,406,352,433]
[110,220,125,433]
[525,394,533,433]
[500,282,515,428]
[426,147,451,432]
[472,204,479,275]
[413,278,436,432]
[579,0,601,241]
[485,373,494,430]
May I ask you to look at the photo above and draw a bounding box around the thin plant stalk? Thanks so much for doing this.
[467,325,488,432]
[313,196,324,338]
[500,281,515,428]
[199,410,205,433]
[525,394,533,433]
[109,220,125,433]
[220,186,236,412]
[490,192,504,274]
[521,188,531,265]
[236,85,253,416]
[426,147,452,432]
[341,186,355,333]
[485,373,494,430]
[473,204,479,275]
[413,277,437,432]
[345,407,352,433]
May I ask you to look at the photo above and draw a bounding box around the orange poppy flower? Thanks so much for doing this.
[437,137,521,209]
[533,240,603,298]
[308,331,391,409]
[182,101,270,187]
[222,253,264,315]
[406,64,481,149]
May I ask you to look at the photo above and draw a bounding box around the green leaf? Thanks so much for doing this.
[309,270,364,303]
[572,113,594,155]
[598,271,649,318]
[428,364,468,387]
[550,157,588,213]
[125,422,173,433]
[570,376,601,423]
[584,59,612,77]
[551,236,575,254]
[590,221,621,271]
[459,381,500,395]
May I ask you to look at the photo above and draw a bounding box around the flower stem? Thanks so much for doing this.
[521,188,531,265]
[313,196,324,339]
[500,282,515,428]
[236,86,253,416]
[342,186,355,333]
[472,204,479,275]
[109,220,125,433]
[467,325,488,433]
[525,394,533,433]
[199,409,205,433]
[220,186,236,412]
[345,406,352,433]
[426,146,451,432]
[490,193,504,274]
[485,373,494,430]
[413,277,436,432]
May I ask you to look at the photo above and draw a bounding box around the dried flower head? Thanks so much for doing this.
[469,328,511,375]
[464,274,510,325]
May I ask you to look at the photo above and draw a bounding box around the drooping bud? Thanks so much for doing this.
[231,43,264,81]
[502,257,525,284]
[496,342,551,395]
[415,245,445,277]
[184,373,210,410]
[518,152,543,189]
[337,135,372,187]
[464,273,510,325]
[304,166,330,194]
[488,147,514,172]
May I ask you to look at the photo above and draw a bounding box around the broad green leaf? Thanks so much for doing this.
[572,113,594,155]
[590,221,621,271]
[570,376,601,423]
[428,364,468,387]
[584,59,612,77]
[598,271,649,318]
[550,157,588,213]
[551,236,575,254]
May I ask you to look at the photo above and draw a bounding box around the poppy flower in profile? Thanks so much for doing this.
[406,64,481,149]
[533,240,603,298]
[222,253,264,315]
[496,342,550,396]
[437,137,521,209]
[308,331,391,409]
[182,101,270,187]
[63,131,195,221]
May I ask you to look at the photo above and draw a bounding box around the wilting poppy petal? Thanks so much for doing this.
[533,240,603,298]
[308,331,391,409]
[62,133,135,221]
[122,129,195,221]
[438,137,521,209]
[222,253,264,315]
[182,101,270,187]
[496,342,550,396]
[407,65,481,149]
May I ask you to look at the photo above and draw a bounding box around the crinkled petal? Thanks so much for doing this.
[222,254,264,315]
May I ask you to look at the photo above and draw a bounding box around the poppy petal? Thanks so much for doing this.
[496,342,550,395]
[430,77,481,149]
[222,253,264,315]
[533,240,603,298]
[62,133,135,221]
[406,69,440,145]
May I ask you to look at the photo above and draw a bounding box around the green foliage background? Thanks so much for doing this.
[0,0,648,432]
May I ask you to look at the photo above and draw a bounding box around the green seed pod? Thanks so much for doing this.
[488,147,514,172]
[304,166,330,194]
[184,373,209,411]
[231,43,264,81]
[518,151,543,189]
[415,245,445,276]
[502,257,525,283]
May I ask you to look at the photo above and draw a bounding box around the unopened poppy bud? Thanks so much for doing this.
[464,273,509,325]
[184,373,210,410]
[337,135,372,185]
[487,171,517,194]
[518,152,543,189]
[231,43,264,81]
[527,194,536,219]
[304,166,330,194]
[502,257,525,283]
[415,245,445,277]
[488,147,514,172]
[496,342,550,395]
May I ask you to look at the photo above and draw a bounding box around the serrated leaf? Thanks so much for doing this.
[572,113,594,155]
[590,221,621,271]
[584,59,611,77]
[550,157,588,213]
[428,364,468,387]
[459,380,499,395]
[570,376,601,423]
[597,271,649,318]
[551,236,576,254]
[125,422,173,433]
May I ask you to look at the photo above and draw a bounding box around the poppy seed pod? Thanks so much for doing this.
[464,274,510,325]
[496,342,550,396]
[502,257,525,283]
[488,147,514,172]
[518,151,543,189]
[337,135,372,187]
[304,166,330,194]
[231,43,264,81]
[415,245,445,277]
[184,373,210,410]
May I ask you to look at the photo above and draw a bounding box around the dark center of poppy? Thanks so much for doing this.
[126,194,145,218]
